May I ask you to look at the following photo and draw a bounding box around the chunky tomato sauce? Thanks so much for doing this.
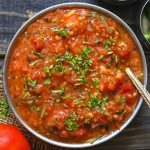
[7,8,143,143]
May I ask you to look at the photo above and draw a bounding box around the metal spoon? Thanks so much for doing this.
[125,67,150,107]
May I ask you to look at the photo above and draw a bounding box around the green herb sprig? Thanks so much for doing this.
[51,27,68,37]
[0,99,9,119]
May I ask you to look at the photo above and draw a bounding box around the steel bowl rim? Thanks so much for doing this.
[3,2,147,148]
[140,0,150,44]
[136,0,150,48]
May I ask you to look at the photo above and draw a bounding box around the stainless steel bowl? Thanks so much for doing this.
[3,2,147,148]
[136,0,150,49]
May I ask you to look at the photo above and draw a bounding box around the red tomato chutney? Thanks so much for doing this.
[7,8,143,143]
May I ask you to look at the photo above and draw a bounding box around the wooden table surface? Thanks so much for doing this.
[0,0,150,149]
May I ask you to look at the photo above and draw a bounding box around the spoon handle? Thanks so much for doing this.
[125,68,150,107]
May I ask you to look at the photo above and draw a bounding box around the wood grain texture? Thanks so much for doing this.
[0,0,150,149]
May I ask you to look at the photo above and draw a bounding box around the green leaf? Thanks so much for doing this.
[64,119,78,131]
[44,78,51,85]
[92,78,100,88]
[30,60,39,66]
[22,91,30,99]
[77,75,87,85]
[137,73,143,81]
[99,15,112,33]
[52,86,65,96]
[119,110,126,115]
[104,37,115,50]
[89,12,96,18]
[28,78,37,87]
[28,99,35,105]
[30,106,40,112]
[106,62,111,67]
[32,50,44,58]
[88,94,109,110]
[62,95,72,100]
[85,118,90,124]
[64,112,79,131]
[99,55,104,60]
[74,100,83,105]
[51,27,68,37]
[82,47,92,58]
[120,96,126,103]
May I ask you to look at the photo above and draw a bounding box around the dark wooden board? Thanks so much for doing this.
[0,0,150,149]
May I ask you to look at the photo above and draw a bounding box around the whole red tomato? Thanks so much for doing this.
[0,124,31,150]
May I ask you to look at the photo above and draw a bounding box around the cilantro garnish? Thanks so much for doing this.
[32,50,44,58]
[51,27,68,37]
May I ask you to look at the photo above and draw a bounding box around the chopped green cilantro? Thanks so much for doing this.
[30,60,39,66]
[64,119,78,131]
[28,99,35,105]
[51,27,68,37]
[44,66,52,76]
[99,55,104,60]
[77,75,87,85]
[64,112,79,131]
[74,100,84,105]
[106,62,111,67]
[92,78,100,88]
[85,118,90,124]
[88,93,109,110]
[107,51,113,55]
[22,91,30,99]
[104,37,115,50]
[30,106,40,112]
[68,112,79,121]
[104,40,112,50]
[89,12,96,18]
[52,86,65,96]
[32,50,44,58]
[44,78,51,85]
[99,15,112,33]
[137,73,143,81]
[82,47,92,58]
[28,78,37,87]
[62,95,72,100]
[120,95,126,103]
[118,110,126,115]
[83,59,92,70]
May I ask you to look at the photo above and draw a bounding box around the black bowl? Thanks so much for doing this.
[136,0,150,49]
[101,0,138,6]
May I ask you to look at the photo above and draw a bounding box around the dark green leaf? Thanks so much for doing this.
[85,118,90,124]
[92,78,100,88]
[51,27,68,37]
[82,47,92,58]
[74,100,83,105]
[120,96,126,103]
[44,78,51,85]
[28,78,37,87]
[32,50,44,58]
